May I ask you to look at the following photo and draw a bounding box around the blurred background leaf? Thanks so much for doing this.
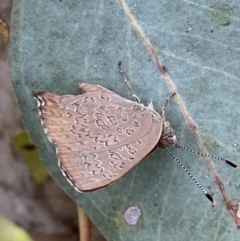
[12,131,49,184]
[0,215,33,241]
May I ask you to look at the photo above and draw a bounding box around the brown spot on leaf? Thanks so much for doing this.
[21,144,36,151]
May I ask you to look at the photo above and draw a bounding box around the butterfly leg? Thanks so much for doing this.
[161,92,175,121]
[118,61,140,103]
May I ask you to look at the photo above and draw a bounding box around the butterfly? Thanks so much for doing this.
[33,80,177,192]
[33,62,238,204]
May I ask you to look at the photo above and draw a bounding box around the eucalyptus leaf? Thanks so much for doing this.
[10,1,240,240]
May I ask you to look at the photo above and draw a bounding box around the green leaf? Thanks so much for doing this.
[12,130,49,183]
[0,215,33,241]
[10,1,240,240]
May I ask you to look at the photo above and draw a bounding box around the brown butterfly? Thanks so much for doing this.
[33,62,238,204]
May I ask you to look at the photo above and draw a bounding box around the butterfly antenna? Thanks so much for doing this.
[165,147,216,204]
[175,144,239,169]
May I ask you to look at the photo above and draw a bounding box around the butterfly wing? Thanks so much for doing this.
[34,84,163,191]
